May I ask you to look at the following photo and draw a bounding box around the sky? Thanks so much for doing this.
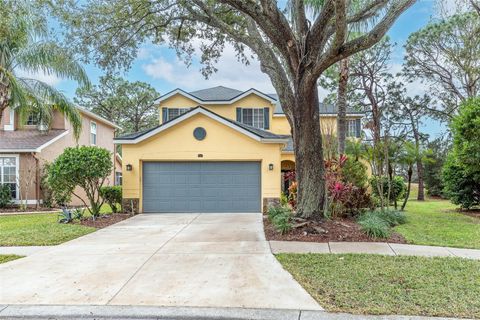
[35,0,447,137]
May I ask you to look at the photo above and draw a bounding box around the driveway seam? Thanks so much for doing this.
[445,247,457,257]
[0,305,8,314]
[105,213,202,305]
[386,242,397,255]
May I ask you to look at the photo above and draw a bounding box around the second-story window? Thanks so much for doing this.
[26,113,39,126]
[240,108,265,129]
[347,119,361,138]
[166,108,190,121]
[90,121,97,145]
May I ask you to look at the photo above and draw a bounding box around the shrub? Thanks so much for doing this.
[370,176,406,204]
[268,205,293,234]
[424,138,450,198]
[100,186,122,213]
[280,192,288,206]
[442,98,480,209]
[0,184,12,208]
[41,164,71,207]
[288,181,297,209]
[324,155,372,218]
[341,158,368,188]
[357,214,391,238]
[47,146,113,218]
[272,213,292,234]
[443,153,480,209]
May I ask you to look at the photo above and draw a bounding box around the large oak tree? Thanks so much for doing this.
[51,0,415,217]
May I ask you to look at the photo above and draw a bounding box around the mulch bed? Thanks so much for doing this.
[264,215,406,243]
[75,213,132,229]
[459,209,480,220]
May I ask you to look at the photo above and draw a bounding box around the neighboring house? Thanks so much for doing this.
[0,106,122,207]
[114,86,364,214]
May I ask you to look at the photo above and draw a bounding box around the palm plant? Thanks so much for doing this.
[0,1,89,137]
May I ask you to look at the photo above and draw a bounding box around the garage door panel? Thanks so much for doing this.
[142,162,260,213]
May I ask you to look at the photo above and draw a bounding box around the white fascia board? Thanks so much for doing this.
[157,89,277,105]
[0,149,36,152]
[36,131,70,152]
[273,113,363,117]
[115,108,285,145]
[77,108,122,130]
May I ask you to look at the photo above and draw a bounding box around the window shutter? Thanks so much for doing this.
[263,107,270,130]
[236,108,242,122]
[162,108,168,123]
[355,119,361,138]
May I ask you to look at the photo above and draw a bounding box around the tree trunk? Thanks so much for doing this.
[291,87,325,219]
[0,72,10,125]
[411,120,425,201]
[337,58,349,155]
[401,165,413,211]
[417,160,425,201]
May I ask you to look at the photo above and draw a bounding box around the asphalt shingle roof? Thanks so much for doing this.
[189,86,243,101]
[0,129,67,151]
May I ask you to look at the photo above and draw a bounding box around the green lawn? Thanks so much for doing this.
[0,255,23,264]
[0,213,96,246]
[396,199,480,249]
[277,253,480,318]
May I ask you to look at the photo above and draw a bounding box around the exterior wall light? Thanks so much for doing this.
[268,163,274,171]
[126,164,133,171]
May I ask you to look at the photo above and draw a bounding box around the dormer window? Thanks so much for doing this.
[236,107,270,130]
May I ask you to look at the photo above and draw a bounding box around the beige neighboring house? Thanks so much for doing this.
[0,106,122,207]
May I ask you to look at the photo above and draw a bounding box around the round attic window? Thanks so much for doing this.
[193,127,207,140]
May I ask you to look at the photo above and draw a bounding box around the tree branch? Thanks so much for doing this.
[312,0,415,79]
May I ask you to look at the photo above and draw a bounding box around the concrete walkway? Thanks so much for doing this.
[0,305,467,320]
[0,213,321,310]
[3,241,480,259]
[0,246,53,256]
[270,241,480,259]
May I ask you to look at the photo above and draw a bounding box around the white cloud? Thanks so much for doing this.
[16,69,62,86]
[137,47,153,60]
[142,43,275,93]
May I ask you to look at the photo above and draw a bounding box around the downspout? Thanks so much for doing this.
[31,152,40,209]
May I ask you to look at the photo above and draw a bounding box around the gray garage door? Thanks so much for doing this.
[142,162,261,213]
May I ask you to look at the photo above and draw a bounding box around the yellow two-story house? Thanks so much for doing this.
[114,86,363,213]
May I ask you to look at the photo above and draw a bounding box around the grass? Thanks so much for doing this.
[0,255,23,264]
[0,213,96,246]
[396,199,480,249]
[277,253,480,318]
[0,204,117,246]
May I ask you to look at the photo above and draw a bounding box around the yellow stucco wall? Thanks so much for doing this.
[159,94,360,137]
[160,94,276,125]
[122,113,283,212]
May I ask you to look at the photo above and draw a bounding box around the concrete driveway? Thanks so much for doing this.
[0,213,321,310]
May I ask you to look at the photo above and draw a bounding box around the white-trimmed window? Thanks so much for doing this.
[240,108,265,129]
[166,108,190,121]
[26,113,39,126]
[347,119,360,137]
[0,156,18,199]
[90,121,97,145]
[115,172,122,186]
